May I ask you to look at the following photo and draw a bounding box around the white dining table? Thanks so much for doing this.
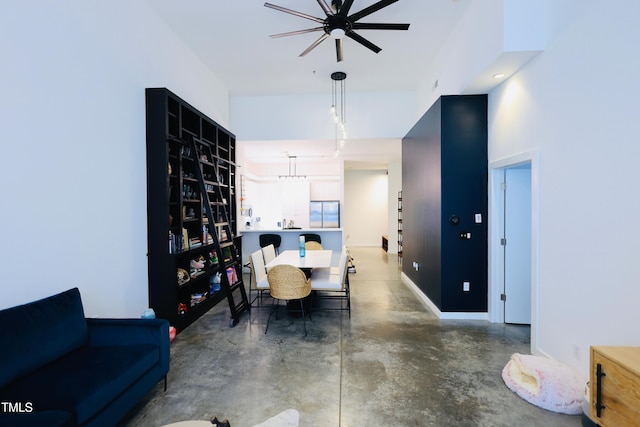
[265,249,333,270]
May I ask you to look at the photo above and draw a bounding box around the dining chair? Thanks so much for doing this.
[262,243,277,265]
[304,241,323,250]
[265,264,312,336]
[299,233,321,244]
[248,249,270,307]
[310,247,351,318]
[259,233,282,255]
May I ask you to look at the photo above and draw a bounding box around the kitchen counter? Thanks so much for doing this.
[240,228,343,262]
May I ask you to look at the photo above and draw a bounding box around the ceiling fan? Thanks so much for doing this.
[264,0,410,62]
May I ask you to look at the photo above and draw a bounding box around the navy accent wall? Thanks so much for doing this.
[402,95,488,312]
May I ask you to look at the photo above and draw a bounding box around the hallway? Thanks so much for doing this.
[122,247,582,427]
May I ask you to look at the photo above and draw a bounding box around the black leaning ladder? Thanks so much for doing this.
[188,136,250,327]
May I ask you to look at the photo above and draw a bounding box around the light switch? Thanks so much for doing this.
[463,281,470,292]
[475,213,482,224]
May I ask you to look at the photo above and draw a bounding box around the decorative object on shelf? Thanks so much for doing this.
[190,258,205,277]
[210,250,218,264]
[210,272,222,292]
[177,268,190,285]
[178,303,187,315]
[330,71,347,157]
[264,0,410,62]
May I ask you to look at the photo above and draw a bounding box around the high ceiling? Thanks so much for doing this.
[147,0,474,168]
[147,0,472,96]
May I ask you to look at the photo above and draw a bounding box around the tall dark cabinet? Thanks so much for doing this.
[145,88,248,332]
[402,95,488,312]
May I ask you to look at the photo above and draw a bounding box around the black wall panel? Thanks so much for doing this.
[402,95,487,312]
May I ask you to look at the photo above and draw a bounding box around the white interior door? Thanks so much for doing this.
[503,165,532,324]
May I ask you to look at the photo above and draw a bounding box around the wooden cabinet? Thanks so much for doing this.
[590,346,640,426]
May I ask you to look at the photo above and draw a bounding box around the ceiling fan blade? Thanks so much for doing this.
[299,33,330,57]
[316,0,335,16]
[346,31,382,53]
[264,3,325,24]
[270,27,324,38]
[338,0,355,16]
[335,38,344,62]
[351,22,410,31]
[349,0,399,22]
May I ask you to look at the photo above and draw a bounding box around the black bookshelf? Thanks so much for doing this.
[145,88,246,332]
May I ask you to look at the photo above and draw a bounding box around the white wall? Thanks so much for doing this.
[344,170,389,247]
[487,0,640,375]
[231,92,416,141]
[0,1,230,316]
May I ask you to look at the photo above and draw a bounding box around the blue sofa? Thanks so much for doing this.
[0,288,170,427]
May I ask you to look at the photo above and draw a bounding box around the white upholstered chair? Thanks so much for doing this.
[261,243,277,265]
[310,247,350,317]
[248,249,270,306]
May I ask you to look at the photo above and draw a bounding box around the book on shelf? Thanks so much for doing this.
[189,237,202,248]
[226,267,237,286]
[190,292,208,306]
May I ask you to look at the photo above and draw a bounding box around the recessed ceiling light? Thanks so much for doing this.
[493,73,506,79]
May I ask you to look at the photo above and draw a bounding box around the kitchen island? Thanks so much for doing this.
[240,228,344,262]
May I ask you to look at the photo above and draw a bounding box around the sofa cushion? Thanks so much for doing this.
[0,410,75,427]
[0,344,159,425]
[0,288,88,389]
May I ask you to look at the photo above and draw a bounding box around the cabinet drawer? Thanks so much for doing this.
[590,346,640,427]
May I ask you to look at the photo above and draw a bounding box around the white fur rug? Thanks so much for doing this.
[501,353,584,415]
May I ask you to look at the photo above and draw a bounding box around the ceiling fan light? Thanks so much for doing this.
[330,28,345,39]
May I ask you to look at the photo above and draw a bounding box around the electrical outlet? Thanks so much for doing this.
[459,232,472,240]
[463,281,470,292]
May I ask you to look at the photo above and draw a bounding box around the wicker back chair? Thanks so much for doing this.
[265,264,312,335]
[304,241,323,250]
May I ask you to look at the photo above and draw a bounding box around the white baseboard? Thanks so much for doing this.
[400,272,488,320]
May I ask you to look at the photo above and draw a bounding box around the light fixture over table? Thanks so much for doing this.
[279,155,307,180]
[331,71,347,157]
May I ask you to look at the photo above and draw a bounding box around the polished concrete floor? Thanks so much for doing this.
[121,247,582,427]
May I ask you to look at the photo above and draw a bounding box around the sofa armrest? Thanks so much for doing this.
[86,318,170,374]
